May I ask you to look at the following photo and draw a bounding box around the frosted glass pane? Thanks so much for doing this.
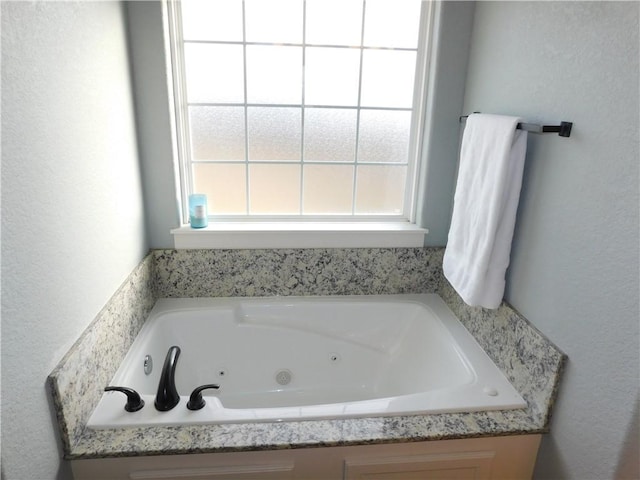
[304,108,357,162]
[245,0,302,43]
[355,165,406,214]
[193,163,247,214]
[305,48,361,106]
[181,0,243,41]
[358,110,411,163]
[247,108,301,161]
[184,44,244,103]
[306,0,363,46]
[249,164,301,214]
[246,46,302,104]
[364,0,422,48]
[360,50,417,108]
[189,107,245,161]
[303,165,354,214]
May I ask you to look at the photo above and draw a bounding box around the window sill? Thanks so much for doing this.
[170,222,428,249]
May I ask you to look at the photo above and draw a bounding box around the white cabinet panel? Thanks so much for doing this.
[72,435,541,480]
[345,451,494,479]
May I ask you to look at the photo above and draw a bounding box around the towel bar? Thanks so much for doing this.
[459,115,573,137]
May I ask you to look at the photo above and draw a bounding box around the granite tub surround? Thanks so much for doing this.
[49,247,565,462]
[69,407,541,459]
[439,279,567,427]
[152,247,444,298]
[47,254,156,455]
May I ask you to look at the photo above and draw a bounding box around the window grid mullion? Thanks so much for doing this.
[299,0,307,215]
[241,0,250,215]
[187,102,412,112]
[184,39,417,53]
[192,160,407,167]
[352,0,367,216]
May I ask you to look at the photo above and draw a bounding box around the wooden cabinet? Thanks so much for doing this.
[71,434,540,480]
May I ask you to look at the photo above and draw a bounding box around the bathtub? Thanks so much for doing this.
[87,294,526,429]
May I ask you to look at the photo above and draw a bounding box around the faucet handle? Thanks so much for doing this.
[105,386,145,412]
[186,384,220,411]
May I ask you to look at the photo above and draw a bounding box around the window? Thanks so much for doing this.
[167,0,432,248]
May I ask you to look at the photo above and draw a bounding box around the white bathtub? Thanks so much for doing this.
[88,294,526,429]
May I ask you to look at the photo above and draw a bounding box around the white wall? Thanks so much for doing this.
[127,1,182,249]
[417,1,474,246]
[1,2,147,479]
[462,2,639,479]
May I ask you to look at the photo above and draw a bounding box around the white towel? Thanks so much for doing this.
[443,114,528,309]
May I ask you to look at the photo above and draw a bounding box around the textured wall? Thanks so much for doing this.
[1,2,147,479]
[462,2,639,479]
[417,1,474,246]
[126,1,182,249]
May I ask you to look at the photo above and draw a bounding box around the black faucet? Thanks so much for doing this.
[105,386,145,412]
[186,384,220,411]
[154,345,181,411]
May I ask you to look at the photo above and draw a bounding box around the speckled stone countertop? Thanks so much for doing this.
[48,248,565,461]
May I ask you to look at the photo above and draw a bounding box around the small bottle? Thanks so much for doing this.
[188,194,208,228]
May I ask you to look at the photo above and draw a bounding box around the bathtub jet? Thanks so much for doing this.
[87,294,526,429]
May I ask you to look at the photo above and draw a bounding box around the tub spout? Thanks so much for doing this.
[154,346,181,411]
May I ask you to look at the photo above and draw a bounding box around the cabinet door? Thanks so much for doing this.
[344,451,494,480]
[126,463,295,480]
[73,458,295,480]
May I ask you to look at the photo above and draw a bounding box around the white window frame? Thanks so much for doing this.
[167,0,433,248]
